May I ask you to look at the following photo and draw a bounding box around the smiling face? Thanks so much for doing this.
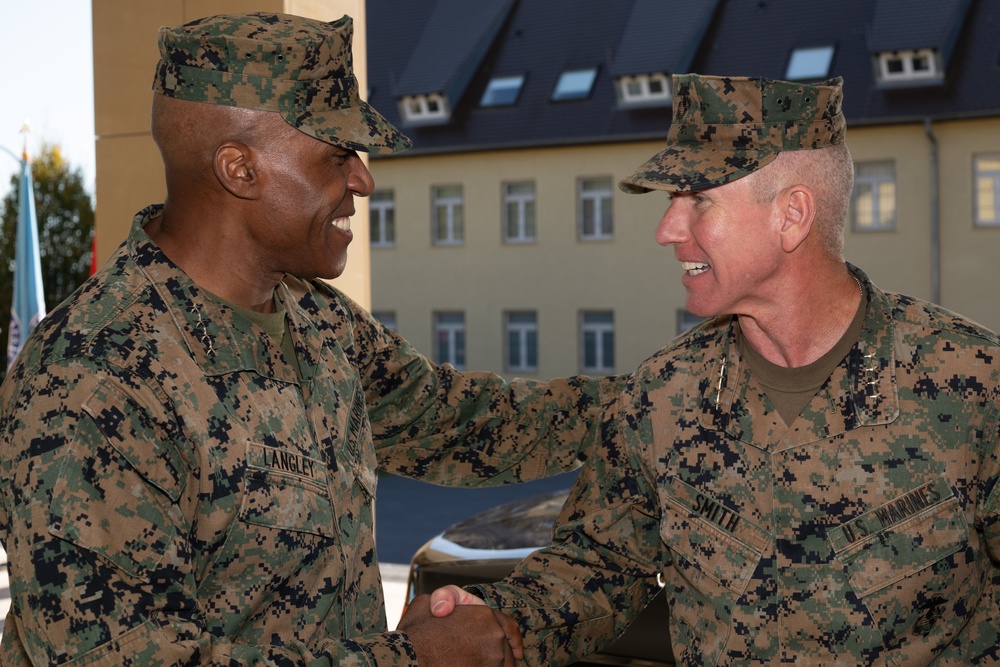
[251,118,375,281]
[654,172,784,319]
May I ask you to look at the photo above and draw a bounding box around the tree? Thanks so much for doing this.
[0,143,95,377]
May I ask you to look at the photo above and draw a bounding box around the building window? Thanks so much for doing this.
[505,311,538,372]
[370,190,395,247]
[481,75,525,107]
[400,93,450,124]
[503,181,536,243]
[975,154,1000,227]
[677,310,705,336]
[579,177,614,240]
[373,311,397,332]
[786,45,835,80]
[434,311,466,369]
[617,73,671,106]
[851,162,897,232]
[581,311,614,373]
[432,185,464,245]
[876,48,940,83]
[552,68,598,101]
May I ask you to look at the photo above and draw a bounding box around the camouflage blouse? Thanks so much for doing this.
[478,267,1000,666]
[0,205,617,666]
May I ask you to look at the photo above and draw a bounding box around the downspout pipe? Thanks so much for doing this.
[924,118,941,305]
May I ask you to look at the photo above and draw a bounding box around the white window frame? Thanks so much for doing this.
[505,311,538,373]
[503,181,536,243]
[400,93,450,123]
[876,48,940,83]
[432,185,464,245]
[434,311,466,369]
[786,45,835,80]
[579,177,614,240]
[552,68,598,101]
[581,311,615,374]
[617,73,672,106]
[370,190,395,247]
[974,154,1000,227]
[481,75,525,107]
[851,161,897,232]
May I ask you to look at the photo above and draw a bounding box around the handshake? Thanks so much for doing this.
[398,585,524,666]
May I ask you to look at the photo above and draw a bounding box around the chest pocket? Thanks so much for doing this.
[828,476,978,650]
[242,442,334,537]
[660,477,771,665]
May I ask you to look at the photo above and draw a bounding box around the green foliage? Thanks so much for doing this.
[0,143,95,376]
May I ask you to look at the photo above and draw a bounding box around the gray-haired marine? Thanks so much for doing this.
[428,74,1000,665]
[0,13,621,666]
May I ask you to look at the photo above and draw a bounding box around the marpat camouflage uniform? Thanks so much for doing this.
[0,206,618,666]
[476,267,1000,665]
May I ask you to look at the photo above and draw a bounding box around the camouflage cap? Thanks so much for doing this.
[151,13,411,155]
[619,74,845,193]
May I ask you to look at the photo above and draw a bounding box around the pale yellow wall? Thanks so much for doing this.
[842,123,935,300]
[92,0,373,307]
[933,118,1000,329]
[94,2,1000,365]
[369,140,681,379]
[843,119,1000,331]
[371,119,1000,380]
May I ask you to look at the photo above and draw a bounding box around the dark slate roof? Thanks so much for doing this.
[391,0,515,100]
[610,0,720,77]
[366,0,1000,157]
[869,0,972,56]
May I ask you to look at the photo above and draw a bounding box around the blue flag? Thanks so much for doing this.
[7,152,45,366]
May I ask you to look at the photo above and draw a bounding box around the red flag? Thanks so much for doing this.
[90,232,97,276]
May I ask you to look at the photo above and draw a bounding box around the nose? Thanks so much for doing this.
[655,199,689,247]
[348,154,375,197]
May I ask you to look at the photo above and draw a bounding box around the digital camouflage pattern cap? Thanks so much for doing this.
[152,12,411,155]
[620,74,845,193]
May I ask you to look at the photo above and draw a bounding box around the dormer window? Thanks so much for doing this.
[400,93,450,125]
[786,46,835,80]
[617,73,671,107]
[552,68,598,101]
[481,75,525,107]
[876,48,941,83]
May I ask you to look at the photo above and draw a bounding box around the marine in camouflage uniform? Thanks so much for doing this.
[468,75,1000,664]
[0,13,617,666]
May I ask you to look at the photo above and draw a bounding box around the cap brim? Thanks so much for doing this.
[288,100,412,155]
[619,145,778,194]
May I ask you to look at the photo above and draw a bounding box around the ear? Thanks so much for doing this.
[777,184,815,253]
[213,142,260,200]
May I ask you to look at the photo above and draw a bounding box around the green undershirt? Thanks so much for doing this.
[205,289,302,379]
[739,289,867,425]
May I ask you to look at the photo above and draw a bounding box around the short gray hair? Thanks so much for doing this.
[747,143,854,258]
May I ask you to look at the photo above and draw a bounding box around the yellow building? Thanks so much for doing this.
[93,0,1000,382]
[363,0,1000,379]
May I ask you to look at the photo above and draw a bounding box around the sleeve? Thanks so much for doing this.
[976,384,1000,624]
[0,366,416,667]
[469,382,668,665]
[347,298,626,485]
[980,381,1000,559]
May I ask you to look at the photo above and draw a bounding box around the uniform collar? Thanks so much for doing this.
[699,264,900,442]
[126,205,324,382]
